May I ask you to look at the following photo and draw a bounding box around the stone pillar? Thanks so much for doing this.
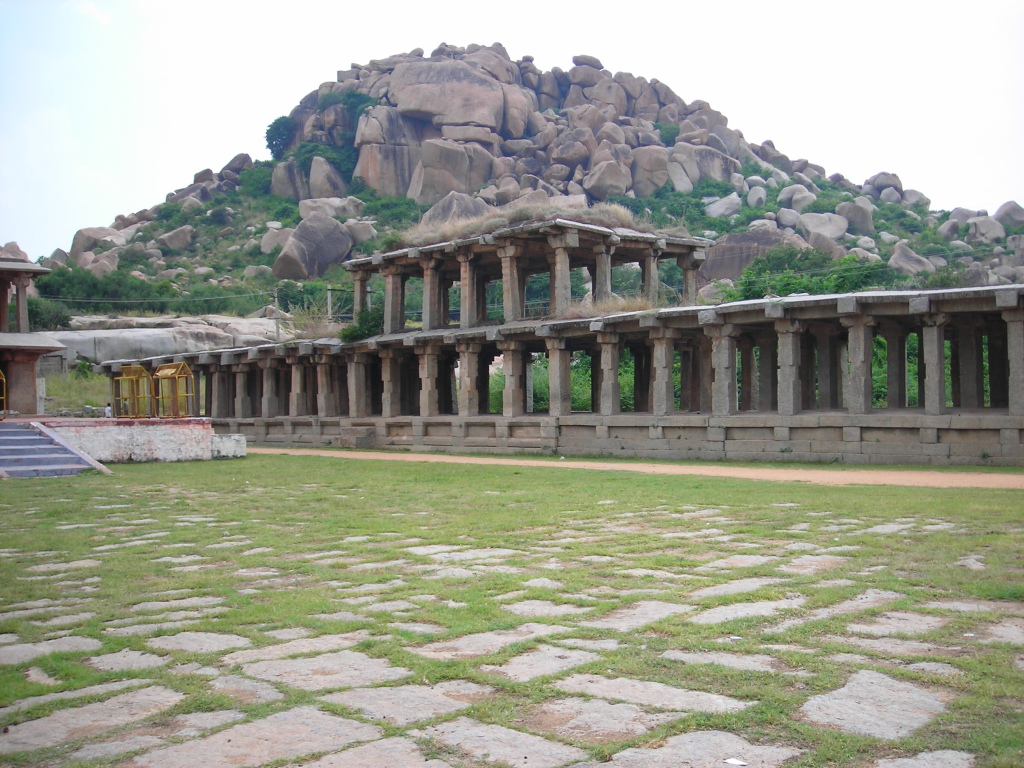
[352,272,368,316]
[957,322,984,409]
[881,328,907,408]
[922,314,948,415]
[988,322,1010,409]
[593,245,613,303]
[548,247,572,318]
[598,332,620,415]
[379,349,402,417]
[815,331,840,410]
[13,276,31,333]
[289,360,307,416]
[382,266,406,335]
[706,324,738,417]
[0,278,9,332]
[775,320,805,416]
[498,341,527,417]
[234,367,252,418]
[546,338,572,416]
[418,345,440,417]
[756,336,777,411]
[211,369,231,418]
[676,251,703,307]
[697,336,713,413]
[650,330,678,417]
[1004,309,1024,416]
[259,362,277,418]
[641,255,660,303]
[420,257,442,331]
[630,343,652,413]
[316,360,338,416]
[738,338,755,411]
[499,245,524,322]
[458,252,481,329]
[589,349,601,412]
[842,316,875,414]
[457,342,482,416]
[347,353,371,418]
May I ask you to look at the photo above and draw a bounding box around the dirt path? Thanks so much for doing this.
[247,447,1024,489]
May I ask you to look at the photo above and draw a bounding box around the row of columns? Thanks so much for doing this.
[0,276,32,333]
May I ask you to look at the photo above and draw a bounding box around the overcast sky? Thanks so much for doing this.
[1,0,1022,260]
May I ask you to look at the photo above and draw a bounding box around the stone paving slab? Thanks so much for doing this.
[522,697,686,743]
[870,752,975,768]
[70,734,165,761]
[688,577,789,599]
[132,596,224,612]
[661,650,809,676]
[778,555,848,574]
[481,644,598,682]
[830,635,960,656]
[568,729,802,767]
[0,679,149,716]
[921,599,1024,615]
[290,736,453,767]
[409,623,571,659]
[222,631,370,664]
[768,589,904,632]
[87,649,168,671]
[979,618,1024,645]
[389,621,446,635]
[422,716,586,768]
[122,706,382,768]
[323,680,494,725]
[503,600,594,618]
[210,674,284,703]
[146,631,251,653]
[0,635,102,665]
[698,555,778,570]
[847,611,950,637]
[26,559,103,573]
[242,650,410,691]
[554,674,755,713]
[553,637,620,651]
[0,685,184,755]
[688,597,806,625]
[799,669,948,739]
[579,601,694,631]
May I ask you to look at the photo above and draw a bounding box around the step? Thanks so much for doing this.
[0,436,53,447]
[0,453,91,468]
[3,464,92,478]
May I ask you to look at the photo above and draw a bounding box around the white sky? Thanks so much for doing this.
[1,0,1022,260]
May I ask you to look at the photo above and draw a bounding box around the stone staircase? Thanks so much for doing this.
[0,422,101,478]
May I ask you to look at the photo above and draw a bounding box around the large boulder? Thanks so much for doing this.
[797,213,848,241]
[670,143,740,183]
[836,201,875,235]
[406,139,495,206]
[221,153,253,175]
[355,106,422,147]
[270,158,310,201]
[582,161,632,201]
[1,241,30,261]
[389,60,505,131]
[272,213,353,280]
[777,185,817,213]
[705,193,742,219]
[69,226,124,260]
[501,83,536,139]
[865,171,903,193]
[994,200,1024,230]
[309,157,347,198]
[630,146,670,198]
[948,207,985,225]
[298,196,365,221]
[700,228,794,281]
[45,326,241,363]
[260,227,294,255]
[966,216,1006,244]
[887,242,934,276]
[354,144,421,198]
[157,225,194,251]
[420,191,490,227]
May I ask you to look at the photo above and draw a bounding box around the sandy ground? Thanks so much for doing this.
[247,447,1024,490]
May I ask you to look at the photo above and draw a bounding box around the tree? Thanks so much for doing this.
[265,116,296,160]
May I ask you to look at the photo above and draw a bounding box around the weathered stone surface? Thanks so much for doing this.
[0,636,102,666]
[979,618,1024,645]
[921,599,1024,615]
[966,215,1006,244]
[420,191,490,226]
[701,555,778,569]
[769,589,903,632]
[260,226,294,255]
[410,623,570,659]
[994,200,1024,229]
[837,200,876,235]
[888,242,935,276]
[242,649,409,691]
[523,697,686,743]
[870,752,975,768]
[124,707,381,768]
[630,146,670,198]
[671,143,740,182]
[503,600,593,618]
[0,686,183,755]
[209,674,283,704]
[354,144,421,198]
[689,577,788,599]
[583,161,632,201]
[779,555,848,574]
[271,158,310,201]
[705,193,742,219]
[798,212,848,240]
[70,226,123,259]
[661,650,802,675]
[87,649,167,671]
[777,184,817,213]
[580,600,694,631]
[390,60,504,130]
[322,680,492,725]
[423,717,587,768]
[569,730,802,767]
[146,631,251,653]
[689,597,806,625]
[309,156,348,199]
[799,669,946,739]
[847,611,950,637]
[407,139,495,206]
[273,212,354,279]
[297,736,453,767]
[555,674,754,713]
[833,635,953,656]
[481,644,598,682]
[157,224,194,251]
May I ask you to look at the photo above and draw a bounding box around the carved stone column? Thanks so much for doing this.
[775,320,805,416]
[379,348,402,418]
[705,324,738,417]
[598,333,620,415]
[922,314,948,415]
[880,326,907,408]
[546,338,572,416]
[650,328,679,417]
[347,353,371,418]
[498,341,527,417]
[382,265,406,335]
[499,244,524,322]
[842,316,875,414]
[457,342,482,416]
[417,345,440,417]
[420,257,443,331]
[352,272,368,316]
[1004,309,1024,416]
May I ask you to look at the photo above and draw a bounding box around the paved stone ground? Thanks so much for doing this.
[1,466,1022,767]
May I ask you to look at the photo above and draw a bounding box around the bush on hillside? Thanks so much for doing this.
[266,116,296,160]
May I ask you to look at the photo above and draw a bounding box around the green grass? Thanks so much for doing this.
[0,456,1021,767]
[43,371,111,413]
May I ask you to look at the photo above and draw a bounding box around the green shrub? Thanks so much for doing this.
[26,297,71,331]
[339,304,385,342]
[653,122,679,145]
[208,206,231,226]
[238,162,274,197]
[317,91,347,112]
[724,245,895,301]
[287,141,359,181]
[342,91,376,122]
[266,116,296,160]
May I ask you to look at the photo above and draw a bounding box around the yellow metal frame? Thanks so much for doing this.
[0,368,6,420]
[153,362,195,418]
[112,365,153,418]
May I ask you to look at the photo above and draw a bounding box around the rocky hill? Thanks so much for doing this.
[16,41,1024,333]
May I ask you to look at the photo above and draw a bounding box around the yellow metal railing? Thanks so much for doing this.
[153,362,195,418]
[112,365,153,418]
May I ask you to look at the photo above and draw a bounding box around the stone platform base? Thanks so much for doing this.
[41,418,246,464]
[214,412,1024,467]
